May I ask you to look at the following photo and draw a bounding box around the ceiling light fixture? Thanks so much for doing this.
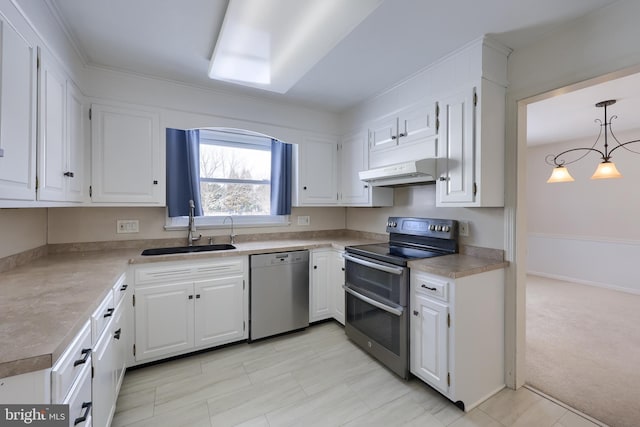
[208,0,383,93]
[546,99,640,183]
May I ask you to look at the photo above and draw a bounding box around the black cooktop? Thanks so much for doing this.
[345,217,459,266]
[346,243,447,266]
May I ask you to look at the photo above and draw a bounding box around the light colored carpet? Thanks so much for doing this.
[526,275,640,427]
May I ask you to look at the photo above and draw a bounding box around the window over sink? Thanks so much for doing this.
[165,128,292,230]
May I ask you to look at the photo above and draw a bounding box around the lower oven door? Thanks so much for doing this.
[343,284,408,379]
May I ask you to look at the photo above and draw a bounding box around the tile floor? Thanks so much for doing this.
[112,322,603,427]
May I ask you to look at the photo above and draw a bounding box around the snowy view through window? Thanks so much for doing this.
[199,136,271,216]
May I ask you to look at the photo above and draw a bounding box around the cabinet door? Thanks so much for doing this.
[296,136,338,205]
[134,282,194,361]
[368,115,398,152]
[65,81,85,202]
[310,250,331,322]
[92,322,116,427]
[91,103,162,204]
[398,102,437,147]
[0,18,37,201]
[194,275,245,348]
[339,131,369,205]
[332,251,345,325]
[437,88,475,205]
[37,48,66,202]
[411,294,449,393]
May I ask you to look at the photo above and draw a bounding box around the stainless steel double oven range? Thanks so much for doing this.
[343,217,458,379]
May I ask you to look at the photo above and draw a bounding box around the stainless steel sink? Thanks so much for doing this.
[141,244,236,256]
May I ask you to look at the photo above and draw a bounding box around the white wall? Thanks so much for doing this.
[0,209,47,257]
[527,132,640,293]
[347,186,505,249]
[47,206,346,244]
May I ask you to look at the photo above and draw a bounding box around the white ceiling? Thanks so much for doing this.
[46,0,640,150]
[527,72,640,146]
[47,0,619,114]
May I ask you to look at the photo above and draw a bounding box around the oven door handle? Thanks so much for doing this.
[343,285,404,317]
[342,253,404,275]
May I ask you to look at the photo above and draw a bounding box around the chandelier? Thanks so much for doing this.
[546,99,640,183]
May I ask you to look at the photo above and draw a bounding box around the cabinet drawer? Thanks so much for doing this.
[91,291,115,344]
[51,320,91,403]
[134,258,244,286]
[112,273,128,307]
[63,361,92,427]
[413,273,449,302]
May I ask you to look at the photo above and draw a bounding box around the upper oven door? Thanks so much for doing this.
[343,253,408,306]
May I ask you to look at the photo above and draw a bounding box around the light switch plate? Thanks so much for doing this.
[117,220,139,233]
[297,216,310,226]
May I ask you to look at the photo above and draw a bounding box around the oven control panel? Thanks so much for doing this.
[386,217,458,239]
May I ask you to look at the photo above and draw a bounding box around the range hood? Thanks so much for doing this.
[359,158,437,187]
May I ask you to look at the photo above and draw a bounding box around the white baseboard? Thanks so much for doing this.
[527,270,640,296]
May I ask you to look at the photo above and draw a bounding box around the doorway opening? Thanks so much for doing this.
[520,69,640,427]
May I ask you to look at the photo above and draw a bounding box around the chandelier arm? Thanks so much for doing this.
[607,138,640,157]
[546,147,605,167]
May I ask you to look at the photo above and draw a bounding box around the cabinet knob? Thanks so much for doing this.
[120,284,128,291]
[188,295,193,300]
[341,267,345,271]
[313,265,318,269]
[63,171,75,178]
[439,177,448,181]
[196,294,201,299]
[153,180,158,184]
[391,135,397,140]
[413,310,419,316]
[114,328,121,340]
[398,133,406,138]
[363,184,369,189]
[303,186,308,190]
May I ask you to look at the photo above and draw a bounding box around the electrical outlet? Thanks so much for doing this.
[297,215,310,226]
[459,221,469,237]
[117,220,139,233]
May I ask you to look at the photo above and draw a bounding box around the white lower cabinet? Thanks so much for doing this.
[309,249,345,324]
[92,273,131,427]
[133,257,248,363]
[410,268,505,411]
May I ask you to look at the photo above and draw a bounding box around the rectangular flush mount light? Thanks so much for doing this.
[208,0,383,93]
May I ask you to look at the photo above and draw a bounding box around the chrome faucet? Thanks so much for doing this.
[187,200,202,246]
[223,216,236,244]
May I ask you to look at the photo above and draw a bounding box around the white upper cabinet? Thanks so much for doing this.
[65,81,86,202]
[339,129,392,207]
[436,78,505,207]
[293,135,338,206]
[37,48,86,203]
[369,101,438,169]
[0,15,37,201]
[437,88,476,205]
[91,103,162,204]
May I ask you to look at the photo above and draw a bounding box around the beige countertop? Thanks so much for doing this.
[0,237,379,379]
[408,254,508,278]
[0,236,505,379]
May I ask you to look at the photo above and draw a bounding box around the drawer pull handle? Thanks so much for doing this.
[421,284,437,291]
[196,294,201,299]
[63,171,75,178]
[114,328,121,340]
[120,284,128,291]
[73,348,91,367]
[74,401,92,425]
[103,308,115,318]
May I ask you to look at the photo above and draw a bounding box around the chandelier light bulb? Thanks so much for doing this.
[591,161,622,180]
[547,166,575,183]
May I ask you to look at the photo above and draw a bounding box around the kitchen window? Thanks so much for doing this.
[165,128,291,230]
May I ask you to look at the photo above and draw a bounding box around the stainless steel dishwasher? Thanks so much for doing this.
[249,250,309,341]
